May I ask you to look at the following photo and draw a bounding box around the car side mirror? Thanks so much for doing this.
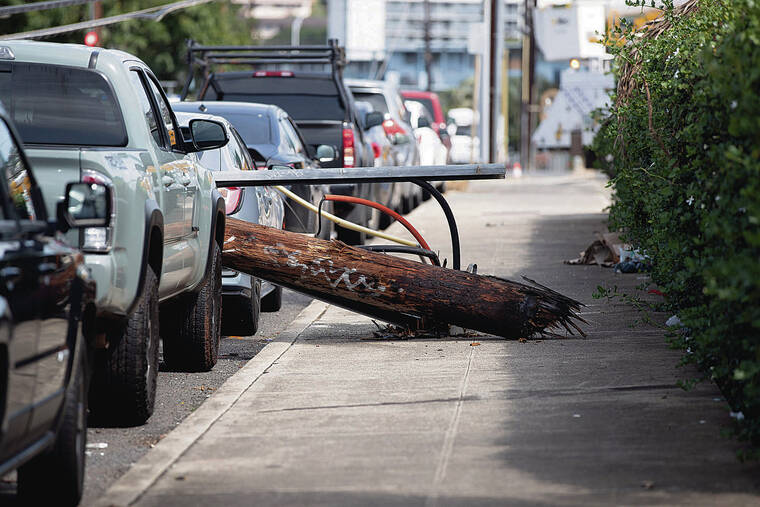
[57,182,112,232]
[316,144,336,163]
[416,116,431,129]
[188,119,228,152]
[364,111,384,130]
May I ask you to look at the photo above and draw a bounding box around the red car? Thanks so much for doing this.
[401,90,451,150]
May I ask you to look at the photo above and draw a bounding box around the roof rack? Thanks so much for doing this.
[180,39,346,100]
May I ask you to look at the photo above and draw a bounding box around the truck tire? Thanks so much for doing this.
[163,242,222,372]
[261,285,283,312]
[402,192,414,214]
[221,278,261,337]
[90,267,159,426]
[18,340,88,506]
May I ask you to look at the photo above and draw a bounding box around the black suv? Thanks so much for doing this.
[0,105,110,505]
[182,40,375,244]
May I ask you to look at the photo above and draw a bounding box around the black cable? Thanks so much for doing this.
[314,196,326,238]
[411,179,460,270]
[359,245,441,267]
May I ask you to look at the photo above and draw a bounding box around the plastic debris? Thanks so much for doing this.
[666,315,682,327]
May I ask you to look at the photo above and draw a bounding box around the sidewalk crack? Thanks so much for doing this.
[426,347,475,507]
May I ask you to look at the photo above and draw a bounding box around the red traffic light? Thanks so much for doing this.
[84,31,99,47]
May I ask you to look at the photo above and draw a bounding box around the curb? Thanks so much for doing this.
[95,299,329,507]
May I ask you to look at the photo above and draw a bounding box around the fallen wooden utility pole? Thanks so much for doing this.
[223,219,586,339]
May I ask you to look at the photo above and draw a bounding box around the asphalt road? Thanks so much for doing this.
[0,289,312,506]
[81,289,312,506]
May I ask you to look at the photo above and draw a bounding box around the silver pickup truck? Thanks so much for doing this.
[0,41,230,425]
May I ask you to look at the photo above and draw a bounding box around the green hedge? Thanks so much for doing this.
[594,0,760,455]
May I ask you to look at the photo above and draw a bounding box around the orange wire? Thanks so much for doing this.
[324,194,431,251]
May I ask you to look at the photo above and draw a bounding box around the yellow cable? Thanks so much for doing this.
[274,185,418,247]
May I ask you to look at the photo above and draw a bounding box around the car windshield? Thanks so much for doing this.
[0,62,127,146]
[205,76,345,121]
[220,94,343,122]
[351,92,389,115]
[217,112,272,145]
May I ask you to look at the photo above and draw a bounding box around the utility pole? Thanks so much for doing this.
[471,54,481,164]
[90,0,102,38]
[487,0,503,163]
[520,0,536,170]
[423,0,433,91]
[502,48,509,160]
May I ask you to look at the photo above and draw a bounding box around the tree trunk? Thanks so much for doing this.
[223,218,585,339]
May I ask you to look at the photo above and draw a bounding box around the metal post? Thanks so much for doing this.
[291,15,305,46]
[471,54,481,164]
[423,0,433,91]
[502,48,510,161]
[488,0,503,163]
[520,0,535,171]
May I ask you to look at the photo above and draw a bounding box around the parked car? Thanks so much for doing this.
[346,78,422,213]
[354,100,399,228]
[174,110,284,335]
[447,107,480,164]
[186,41,374,245]
[406,100,448,167]
[406,100,448,194]
[172,101,332,240]
[401,89,452,154]
[0,104,109,505]
[0,41,229,425]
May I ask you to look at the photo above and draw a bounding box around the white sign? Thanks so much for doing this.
[532,68,614,149]
[467,22,486,55]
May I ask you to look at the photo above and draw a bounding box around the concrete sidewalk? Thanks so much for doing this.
[98,173,760,506]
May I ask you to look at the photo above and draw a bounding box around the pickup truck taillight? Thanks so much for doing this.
[342,128,355,167]
[81,169,114,253]
[371,142,381,159]
[219,187,243,215]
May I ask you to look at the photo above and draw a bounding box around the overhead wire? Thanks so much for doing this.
[0,0,100,17]
[0,0,213,40]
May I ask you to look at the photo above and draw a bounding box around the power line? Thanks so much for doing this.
[0,0,100,17]
[0,0,214,41]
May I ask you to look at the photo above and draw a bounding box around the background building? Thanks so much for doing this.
[232,0,316,40]
[329,0,522,90]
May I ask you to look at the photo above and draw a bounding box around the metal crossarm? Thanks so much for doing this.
[212,164,506,187]
[213,163,506,272]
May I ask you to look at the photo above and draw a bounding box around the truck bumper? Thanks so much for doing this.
[85,252,118,314]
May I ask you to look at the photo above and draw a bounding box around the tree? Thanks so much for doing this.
[0,0,256,82]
